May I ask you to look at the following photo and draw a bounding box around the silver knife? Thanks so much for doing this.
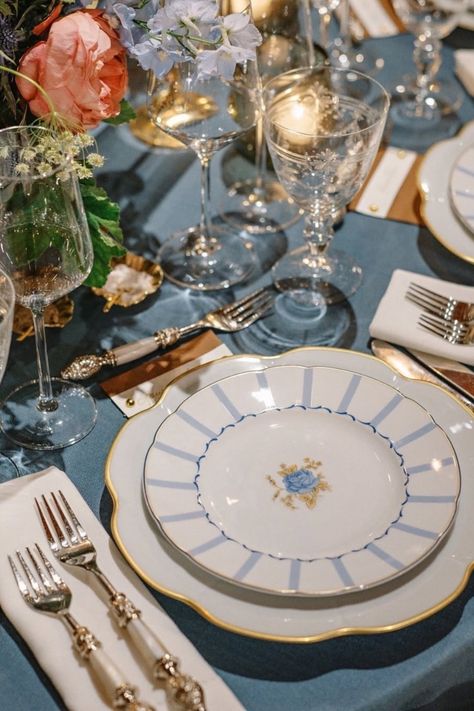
[370,340,474,411]
[408,349,474,400]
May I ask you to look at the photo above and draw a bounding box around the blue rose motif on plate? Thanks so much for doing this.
[267,458,330,510]
[283,468,319,494]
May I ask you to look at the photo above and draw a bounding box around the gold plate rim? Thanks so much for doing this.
[416,121,474,265]
[105,346,474,643]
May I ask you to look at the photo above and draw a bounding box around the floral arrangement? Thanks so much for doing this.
[0,0,259,286]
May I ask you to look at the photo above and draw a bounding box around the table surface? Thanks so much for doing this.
[1,29,474,711]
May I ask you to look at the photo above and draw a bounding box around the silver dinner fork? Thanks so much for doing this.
[36,491,206,711]
[406,282,474,322]
[418,313,474,345]
[9,544,155,711]
[61,286,274,380]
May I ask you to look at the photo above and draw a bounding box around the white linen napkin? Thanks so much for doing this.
[0,466,244,711]
[369,269,474,366]
[455,49,474,97]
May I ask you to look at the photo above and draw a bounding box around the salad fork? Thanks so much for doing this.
[406,282,474,322]
[36,491,206,711]
[418,313,474,345]
[61,286,274,380]
[8,544,155,711]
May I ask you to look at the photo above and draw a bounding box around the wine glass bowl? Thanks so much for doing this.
[263,66,389,306]
[0,125,97,450]
[147,2,261,290]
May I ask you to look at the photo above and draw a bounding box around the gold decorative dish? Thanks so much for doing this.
[13,296,74,341]
[91,252,164,313]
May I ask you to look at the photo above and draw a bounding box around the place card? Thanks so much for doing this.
[100,331,232,417]
[349,0,400,38]
[350,146,424,225]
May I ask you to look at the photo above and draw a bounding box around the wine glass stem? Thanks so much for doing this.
[31,307,58,412]
[254,117,267,194]
[302,0,316,65]
[339,0,353,54]
[197,154,213,251]
[319,9,332,50]
[413,35,441,113]
[304,212,334,260]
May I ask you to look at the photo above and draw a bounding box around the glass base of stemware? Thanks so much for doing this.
[158,225,257,291]
[0,453,19,481]
[389,78,463,150]
[272,245,363,306]
[0,378,97,451]
[231,291,353,355]
[329,39,384,76]
[219,176,303,235]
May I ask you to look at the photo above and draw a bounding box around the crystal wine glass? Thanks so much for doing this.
[0,126,97,450]
[328,0,384,76]
[147,1,261,290]
[263,66,389,309]
[220,0,324,235]
[390,0,469,147]
[0,267,18,478]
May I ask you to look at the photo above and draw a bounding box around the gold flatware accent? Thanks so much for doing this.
[370,339,473,410]
[62,286,273,381]
[9,544,155,711]
[36,491,206,711]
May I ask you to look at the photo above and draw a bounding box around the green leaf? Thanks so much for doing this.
[103,99,136,126]
[80,180,126,288]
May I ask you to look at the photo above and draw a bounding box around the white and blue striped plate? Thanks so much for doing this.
[143,365,460,596]
[450,143,474,236]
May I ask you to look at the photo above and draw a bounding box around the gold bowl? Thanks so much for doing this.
[91,252,164,313]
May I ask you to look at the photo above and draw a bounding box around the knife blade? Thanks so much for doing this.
[370,340,474,411]
[408,349,474,399]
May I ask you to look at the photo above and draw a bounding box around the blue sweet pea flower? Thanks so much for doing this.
[283,469,318,494]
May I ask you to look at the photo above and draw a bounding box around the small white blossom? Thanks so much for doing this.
[15,163,30,175]
[20,147,37,162]
[87,153,105,168]
[221,13,261,52]
[0,146,9,159]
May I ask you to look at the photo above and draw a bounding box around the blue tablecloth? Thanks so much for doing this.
[1,30,474,711]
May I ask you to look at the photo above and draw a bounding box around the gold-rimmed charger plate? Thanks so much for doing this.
[105,347,474,643]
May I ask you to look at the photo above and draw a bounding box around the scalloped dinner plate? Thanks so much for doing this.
[143,365,459,596]
[450,144,474,236]
[418,121,474,264]
[105,348,474,642]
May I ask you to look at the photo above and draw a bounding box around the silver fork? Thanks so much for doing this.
[9,544,155,711]
[61,286,274,380]
[36,491,206,711]
[406,282,474,322]
[418,313,474,345]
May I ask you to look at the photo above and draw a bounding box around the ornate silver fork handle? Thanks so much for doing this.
[9,545,155,711]
[37,493,206,711]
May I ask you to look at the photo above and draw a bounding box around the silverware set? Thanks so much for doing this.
[61,286,274,381]
[9,491,206,711]
[406,282,474,345]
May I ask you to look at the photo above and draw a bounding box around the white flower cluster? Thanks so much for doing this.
[1,131,105,181]
[110,0,261,80]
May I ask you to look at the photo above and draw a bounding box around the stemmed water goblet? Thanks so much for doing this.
[0,126,97,450]
[390,0,469,148]
[219,0,325,235]
[0,267,17,478]
[240,66,389,351]
[147,1,261,290]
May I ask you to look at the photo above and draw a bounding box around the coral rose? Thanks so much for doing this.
[17,10,128,129]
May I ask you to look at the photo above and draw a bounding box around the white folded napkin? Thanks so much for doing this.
[0,467,244,711]
[369,269,474,366]
[455,49,474,97]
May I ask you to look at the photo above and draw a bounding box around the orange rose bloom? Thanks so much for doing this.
[17,10,128,129]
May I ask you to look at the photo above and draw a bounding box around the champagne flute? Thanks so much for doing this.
[0,267,17,478]
[147,1,261,290]
[0,126,97,450]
